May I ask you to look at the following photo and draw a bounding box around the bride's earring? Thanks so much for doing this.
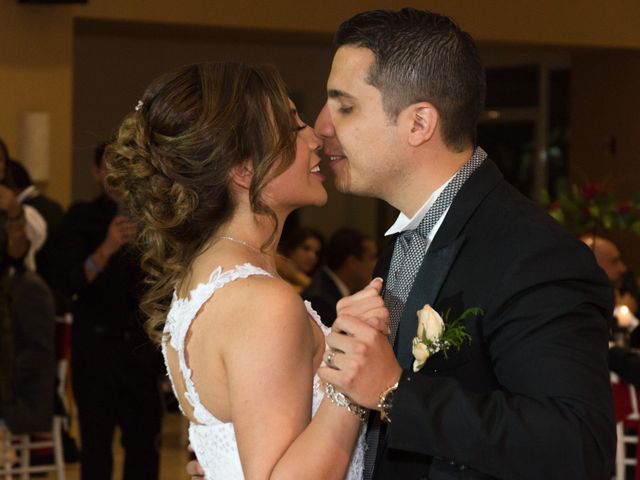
[231,163,254,189]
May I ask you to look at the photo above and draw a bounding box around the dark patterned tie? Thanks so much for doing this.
[362,147,487,480]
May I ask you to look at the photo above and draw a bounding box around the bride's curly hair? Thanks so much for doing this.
[105,62,298,344]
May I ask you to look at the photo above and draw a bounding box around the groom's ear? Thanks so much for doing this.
[230,160,254,190]
[404,103,438,147]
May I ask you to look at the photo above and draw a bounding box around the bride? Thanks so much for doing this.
[105,62,387,479]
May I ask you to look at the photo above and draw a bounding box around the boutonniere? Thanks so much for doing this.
[411,304,482,372]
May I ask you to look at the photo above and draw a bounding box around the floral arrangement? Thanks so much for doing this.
[542,180,640,236]
[411,305,481,372]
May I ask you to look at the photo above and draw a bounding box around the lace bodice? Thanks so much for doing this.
[162,263,365,480]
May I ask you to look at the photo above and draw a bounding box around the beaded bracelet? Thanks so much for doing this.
[324,382,367,422]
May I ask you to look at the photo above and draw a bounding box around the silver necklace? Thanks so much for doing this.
[216,235,262,254]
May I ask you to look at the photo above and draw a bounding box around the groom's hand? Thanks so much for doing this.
[336,277,390,335]
[186,459,204,478]
[186,446,205,479]
[318,310,402,410]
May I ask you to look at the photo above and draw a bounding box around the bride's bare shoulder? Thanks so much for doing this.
[202,272,308,331]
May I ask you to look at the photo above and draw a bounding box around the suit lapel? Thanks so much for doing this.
[393,159,504,368]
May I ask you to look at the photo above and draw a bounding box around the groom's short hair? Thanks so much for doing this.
[335,8,486,152]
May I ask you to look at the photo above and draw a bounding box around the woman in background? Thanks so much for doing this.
[277,227,324,292]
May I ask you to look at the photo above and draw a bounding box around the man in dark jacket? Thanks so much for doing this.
[317,8,615,480]
[56,143,162,480]
[303,228,377,327]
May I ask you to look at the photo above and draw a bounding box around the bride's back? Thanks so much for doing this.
[164,246,315,425]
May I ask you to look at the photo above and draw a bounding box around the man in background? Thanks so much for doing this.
[56,143,162,480]
[582,234,638,317]
[581,235,640,389]
[303,227,377,327]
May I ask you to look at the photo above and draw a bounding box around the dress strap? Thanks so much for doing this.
[166,262,272,355]
[171,263,272,325]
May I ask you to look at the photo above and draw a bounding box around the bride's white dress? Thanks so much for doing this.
[162,263,366,480]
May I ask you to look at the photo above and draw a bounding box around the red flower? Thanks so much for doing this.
[548,201,560,211]
[581,180,602,200]
[619,201,632,214]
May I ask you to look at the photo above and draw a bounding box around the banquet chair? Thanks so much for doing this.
[0,416,65,479]
[611,373,640,479]
[55,313,73,405]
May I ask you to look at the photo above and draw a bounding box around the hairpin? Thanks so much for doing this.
[135,100,143,112]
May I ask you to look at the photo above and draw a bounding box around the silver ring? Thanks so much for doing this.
[326,351,337,369]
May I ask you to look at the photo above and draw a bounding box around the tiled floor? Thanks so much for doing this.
[45,412,191,480]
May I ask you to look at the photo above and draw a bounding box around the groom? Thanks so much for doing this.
[317,8,615,480]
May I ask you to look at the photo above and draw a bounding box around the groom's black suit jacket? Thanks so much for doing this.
[372,159,616,480]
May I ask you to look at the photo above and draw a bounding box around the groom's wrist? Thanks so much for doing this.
[378,377,401,423]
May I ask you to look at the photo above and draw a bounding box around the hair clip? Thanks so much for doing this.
[135,100,143,112]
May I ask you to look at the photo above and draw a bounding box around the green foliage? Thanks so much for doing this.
[543,180,640,236]
[423,307,480,359]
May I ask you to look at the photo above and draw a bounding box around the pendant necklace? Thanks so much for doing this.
[216,235,263,254]
[215,235,282,279]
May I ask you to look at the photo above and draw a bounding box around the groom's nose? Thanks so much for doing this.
[314,104,335,140]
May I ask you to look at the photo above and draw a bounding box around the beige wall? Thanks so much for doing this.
[0,4,73,205]
[68,0,640,49]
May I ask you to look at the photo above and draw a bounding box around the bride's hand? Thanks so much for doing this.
[335,278,389,335]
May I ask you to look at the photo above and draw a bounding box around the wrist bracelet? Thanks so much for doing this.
[377,381,399,424]
[324,382,367,422]
[85,256,103,274]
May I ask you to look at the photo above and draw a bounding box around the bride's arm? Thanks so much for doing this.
[222,278,362,480]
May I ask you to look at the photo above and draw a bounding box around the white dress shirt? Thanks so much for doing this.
[384,174,455,249]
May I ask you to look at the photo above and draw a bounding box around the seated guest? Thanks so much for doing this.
[581,234,638,317]
[0,267,56,434]
[581,235,640,347]
[0,137,30,264]
[0,137,30,415]
[277,226,324,292]
[7,159,79,462]
[8,160,65,293]
[581,235,640,392]
[0,157,47,272]
[621,269,640,317]
[303,228,377,327]
[610,346,640,388]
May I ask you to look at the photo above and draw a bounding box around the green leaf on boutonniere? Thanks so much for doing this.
[412,305,482,371]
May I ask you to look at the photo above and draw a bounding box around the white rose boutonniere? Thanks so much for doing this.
[412,304,481,373]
